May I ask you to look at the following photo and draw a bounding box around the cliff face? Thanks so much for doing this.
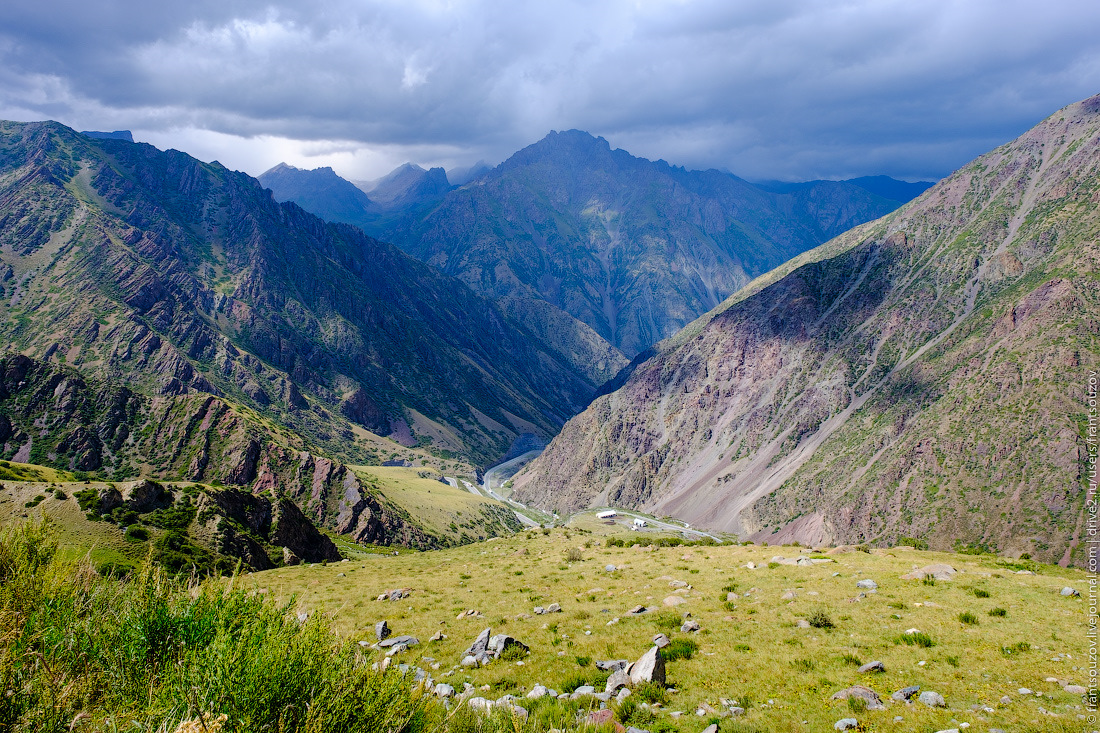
[514,95,1100,566]
[0,120,596,467]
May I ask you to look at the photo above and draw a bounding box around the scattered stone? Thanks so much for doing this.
[663,595,687,607]
[456,609,479,619]
[605,564,617,572]
[1061,587,1080,597]
[435,683,455,698]
[597,659,631,671]
[781,590,797,600]
[858,661,885,674]
[834,718,859,731]
[585,709,616,727]
[999,696,1012,705]
[460,656,480,668]
[375,620,391,641]
[628,646,666,686]
[746,561,756,569]
[378,634,419,648]
[892,685,920,701]
[296,612,309,623]
[547,602,562,613]
[918,691,946,707]
[933,729,959,733]
[701,725,718,733]
[465,697,492,713]
[463,628,492,659]
[625,605,648,615]
[606,617,620,625]
[831,686,884,710]
[570,685,596,699]
[487,634,529,658]
[726,592,738,601]
[728,707,745,716]
[385,644,408,657]
[533,606,545,615]
[1017,687,1032,695]
[855,579,878,590]
[1065,685,1087,695]
[681,620,701,633]
[796,619,811,628]
[526,684,549,699]
[606,668,630,693]
[616,687,632,702]
[669,579,689,588]
[429,630,446,642]
[652,634,671,648]
[900,564,957,581]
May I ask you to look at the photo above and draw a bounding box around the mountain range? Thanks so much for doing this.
[513,95,1100,566]
[262,131,928,361]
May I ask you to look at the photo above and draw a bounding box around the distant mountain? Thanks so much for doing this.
[755,175,934,204]
[382,130,910,357]
[0,120,597,473]
[357,162,453,208]
[80,130,134,142]
[514,95,1100,566]
[258,162,378,231]
[448,160,492,185]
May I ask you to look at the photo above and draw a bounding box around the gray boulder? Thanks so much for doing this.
[1061,587,1081,597]
[597,659,631,671]
[856,579,878,590]
[526,684,549,699]
[681,620,700,633]
[547,603,562,613]
[652,634,671,648]
[435,683,455,698]
[628,646,666,686]
[570,685,596,698]
[858,660,885,674]
[830,686,884,710]
[463,627,492,658]
[891,685,920,701]
[378,634,419,648]
[918,691,946,707]
[487,634,529,658]
[375,620,391,641]
[834,719,859,731]
[605,668,630,693]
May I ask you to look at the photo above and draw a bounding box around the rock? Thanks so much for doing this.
[606,668,630,693]
[795,557,814,566]
[625,728,651,733]
[375,620,391,641]
[918,691,946,707]
[891,685,920,701]
[701,725,718,733]
[570,685,596,698]
[586,709,616,727]
[429,630,446,642]
[796,619,811,628]
[386,588,411,601]
[597,659,631,671]
[830,686,884,710]
[466,697,492,713]
[461,655,480,668]
[669,579,688,588]
[527,684,549,699]
[487,634,529,658]
[435,683,455,698]
[617,687,632,702]
[605,564,617,572]
[681,620,700,633]
[1061,587,1080,597]
[1017,687,1032,695]
[385,643,408,656]
[628,646,666,686]
[463,628,492,659]
[547,603,562,613]
[534,606,545,614]
[855,579,878,590]
[999,695,1012,705]
[781,590,797,600]
[456,609,479,619]
[858,661,885,674]
[900,564,957,581]
[933,729,959,733]
[378,634,418,648]
[626,605,648,615]
[1065,685,1087,695]
[728,707,745,716]
[726,592,738,601]
[663,595,687,607]
[652,634,671,648]
[834,719,859,731]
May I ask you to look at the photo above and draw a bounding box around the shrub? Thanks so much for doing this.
[898,536,929,550]
[1001,641,1030,655]
[922,574,936,586]
[575,655,592,667]
[125,525,150,542]
[840,653,862,666]
[614,696,657,727]
[53,489,66,500]
[989,607,1008,617]
[566,547,583,562]
[634,681,668,704]
[559,668,609,693]
[663,637,698,661]
[652,611,682,634]
[958,611,980,625]
[790,658,815,672]
[973,588,991,598]
[498,644,528,662]
[807,610,834,629]
[896,631,936,647]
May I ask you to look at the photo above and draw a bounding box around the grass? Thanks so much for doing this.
[0,509,1089,732]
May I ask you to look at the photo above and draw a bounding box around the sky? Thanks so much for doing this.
[1,0,1098,183]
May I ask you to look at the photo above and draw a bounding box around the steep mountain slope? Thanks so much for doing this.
[357,162,453,209]
[514,95,1100,566]
[384,130,909,357]
[258,162,378,231]
[0,120,595,468]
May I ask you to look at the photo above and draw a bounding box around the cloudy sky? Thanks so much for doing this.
[2,0,1098,182]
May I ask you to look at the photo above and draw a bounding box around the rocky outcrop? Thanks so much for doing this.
[515,94,1100,566]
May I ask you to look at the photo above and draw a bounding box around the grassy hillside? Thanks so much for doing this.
[254,529,1087,732]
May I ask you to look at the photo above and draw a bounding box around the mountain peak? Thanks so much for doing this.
[80,130,134,143]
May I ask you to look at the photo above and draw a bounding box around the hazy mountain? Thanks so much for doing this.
[755,175,934,204]
[447,160,492,185]
[0,120,597,471]
[357,162,453,208]
[80,130,134,142]
[383,129,909,357]
[514,95,1100,566]
[258,162,378,231]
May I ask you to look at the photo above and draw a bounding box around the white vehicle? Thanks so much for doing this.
[596,510,617,519]
[633,518,647,528]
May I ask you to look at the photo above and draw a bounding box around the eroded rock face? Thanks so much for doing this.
[628,646,665,686]
[513,94,1100,566]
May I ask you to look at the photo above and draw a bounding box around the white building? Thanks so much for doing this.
[596,510,617,519]
[633,518,647,528]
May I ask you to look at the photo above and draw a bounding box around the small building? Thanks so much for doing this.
[596,510,617,520]
[633,518,647,528]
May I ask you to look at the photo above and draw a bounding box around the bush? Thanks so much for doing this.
[973,588,991,598]
[566,547,583,562]
[558,668,609,693]
[634,681,668,704]
[896,631,936,648]
[125,525,150,542]
[989,607,1008,617]
[790,658,815,672]
[663,637,698,661]
[958,611,980,625]
[898,536,929,550]
[807,610,834,629]
[922,574,936,586]
[840,653,862,666]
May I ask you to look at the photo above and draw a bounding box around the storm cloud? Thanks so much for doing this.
[1,0,1097,181]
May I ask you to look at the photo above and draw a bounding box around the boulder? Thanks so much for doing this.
[570,685,596,698]
[900,563,956,581]
[669,579,688,588]
[429,630,446,642]
[605,564,617,572]
[855,579,877,590]
[597,659,631,671]
[830,686,884,710]
[526,684,549,699]
[435,683,455,698]
[663,596,686,607]
[463,628,492,659]
[375,620,391,641]
[652,634,671,648]
[726,592,738,601]
[834,719,859,731]
[1065,684,1087,695]
[702,725,718,733]
[487,634,529,658]
[606,668,630,693]
[378,634,418,648]
[628,646,666,686]
[465,697,492,713]
[625,605,648,615]
[858,661,885,674]
[1061,587,1081,597]
[547,603,562,613]
[681,620,700,633]
[891,685,920,701]
[533,606,545,614]
[918,691,946,707]
[460,655,480,668]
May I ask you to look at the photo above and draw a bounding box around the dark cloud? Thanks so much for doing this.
[0,0,1096,181]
